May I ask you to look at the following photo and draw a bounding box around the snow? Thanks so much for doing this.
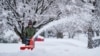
[34,18,67,37]
[0,0,100,56]
[2,29,19,43]
[0,38,100,56]
[4,30,19,39]
[0,43,21,53]
[34,14,88,38]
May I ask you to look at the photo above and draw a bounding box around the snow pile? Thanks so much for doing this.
[0,43,21,53]
[0,38,100,56]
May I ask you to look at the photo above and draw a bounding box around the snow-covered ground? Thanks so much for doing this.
[0,38,100,56]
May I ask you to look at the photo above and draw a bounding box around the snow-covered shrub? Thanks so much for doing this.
[3,29,19,43]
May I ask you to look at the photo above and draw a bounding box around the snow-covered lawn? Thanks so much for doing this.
[0,38,100,56]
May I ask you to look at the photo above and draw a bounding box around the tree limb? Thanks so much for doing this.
[6,0,20,18]
[40,0,54,14]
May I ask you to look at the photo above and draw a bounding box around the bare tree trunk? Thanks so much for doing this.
[87,27,93,49]
[57,32,63,39]
[88,33,93,48]
[68,32,75,38]
[96,30,99,36]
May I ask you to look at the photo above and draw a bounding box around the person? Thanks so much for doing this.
[23,20,36,45]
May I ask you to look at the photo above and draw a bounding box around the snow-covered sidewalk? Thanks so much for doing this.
[0,38,100,56]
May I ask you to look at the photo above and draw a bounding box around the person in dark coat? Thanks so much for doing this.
[23,20,36,45]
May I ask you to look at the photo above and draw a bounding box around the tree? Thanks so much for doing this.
[0,0,56,39]
[87,26,94,48]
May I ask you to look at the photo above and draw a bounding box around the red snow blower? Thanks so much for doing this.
[20,36,44,50]
[20,38,35,50]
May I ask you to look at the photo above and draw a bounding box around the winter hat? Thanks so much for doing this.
[28,20,33,25]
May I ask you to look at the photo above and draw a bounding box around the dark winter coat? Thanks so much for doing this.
[24,27,36,39]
